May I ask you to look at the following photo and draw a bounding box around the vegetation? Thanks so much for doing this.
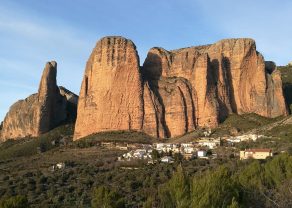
[279,65,292,113]
[211,113,281,137]
[0,124,74,160]
[0,195,29,208]
[74,130,157,148]
[147,153,292,208]
[91,186,125,208]
[1,111,292,207]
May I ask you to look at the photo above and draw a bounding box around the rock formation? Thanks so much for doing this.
[0,61,78,141]
[73,37,288,139]
[141,38,287,138]
[73,36,144,140]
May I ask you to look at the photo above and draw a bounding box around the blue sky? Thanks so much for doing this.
[1,0,292,122]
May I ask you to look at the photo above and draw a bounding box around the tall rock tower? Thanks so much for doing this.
[0,61,78,141]
[74,36,144,140]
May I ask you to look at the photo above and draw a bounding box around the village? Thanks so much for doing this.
[95,132,274,164]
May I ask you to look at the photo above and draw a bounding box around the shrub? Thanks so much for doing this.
[0,195,30,208]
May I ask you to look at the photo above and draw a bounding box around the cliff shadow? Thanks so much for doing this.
[223,57,238,114]
[209,57,237,122]
[142,53,171,138]
[283,84,292,114]
[211,59,229,122]
[141,52,163,81]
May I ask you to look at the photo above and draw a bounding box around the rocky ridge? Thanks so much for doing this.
[73,37,288,140]
[0,61,78,141]
[0,36,287,141]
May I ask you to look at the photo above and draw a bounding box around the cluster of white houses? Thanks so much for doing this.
[225,134,265,144]
[118,138,221,162]
[104,133,274,162]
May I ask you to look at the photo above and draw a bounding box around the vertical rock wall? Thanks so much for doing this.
[74,37,144,140]
[74,36,289,140]
[0,62,78,141]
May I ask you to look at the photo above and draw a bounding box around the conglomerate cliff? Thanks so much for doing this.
[73,36,288,140]
[0,62,78,141]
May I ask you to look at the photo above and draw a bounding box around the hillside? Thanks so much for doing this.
[1,112,292,207]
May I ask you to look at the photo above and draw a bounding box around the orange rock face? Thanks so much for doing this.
[142,38,288,138]
[74,37,288,140]
[0,62,78,141]
[73,37,144,140]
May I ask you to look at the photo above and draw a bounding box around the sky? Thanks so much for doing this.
[1,0,292,122]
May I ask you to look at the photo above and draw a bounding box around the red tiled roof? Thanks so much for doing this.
[245,148,272,153]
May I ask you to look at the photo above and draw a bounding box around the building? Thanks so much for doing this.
[182,153,195,160]
[198,138,220,149]
[154,143,180,153]
[227,134,264,144]
[183,146,196,154]
[49,162,66,172]
[161,156,174,163]
[197,150,207,158]
[240,149,273,160]
[116,144,128,150]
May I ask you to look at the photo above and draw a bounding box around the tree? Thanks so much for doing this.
[173,153,183,163]
[151,149,160,161]
[158,165,190,208]
[191,166,239,208]
[91,186,125,208]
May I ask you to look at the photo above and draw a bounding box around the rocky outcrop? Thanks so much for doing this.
[73,36,144,140]
[59,86,79,122]
[142,38,288,138]
[74,36,288,140]
[0,61,78,141]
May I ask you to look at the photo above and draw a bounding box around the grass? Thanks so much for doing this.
[167,113,282,142]
[74,130,158,147]
[0,124,74,160]
[266,124,292,139]
[211,113,281,137]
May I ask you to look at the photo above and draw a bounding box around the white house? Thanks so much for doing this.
[133,149,147,158]
[198,138,220,149]
[183,146,196,154]
[197,150,207,158]
[240,149,273,160]
[203,129,212,137]
[161,156,174,163]
[228,134,264,143]
[56,162,65,169]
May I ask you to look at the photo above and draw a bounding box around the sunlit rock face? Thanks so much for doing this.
[74,37,144,140]
[0,62,78,141]
[74,37,288,140]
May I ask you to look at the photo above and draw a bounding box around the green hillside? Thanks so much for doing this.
[279,65,292,112]
[0,124,74,160]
